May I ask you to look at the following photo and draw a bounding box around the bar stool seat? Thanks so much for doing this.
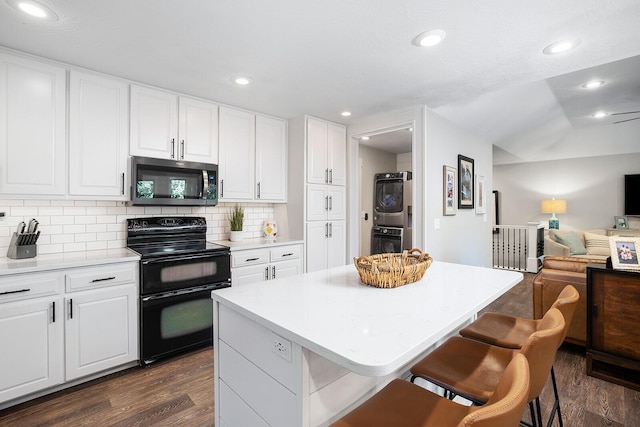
[331,353,530,427]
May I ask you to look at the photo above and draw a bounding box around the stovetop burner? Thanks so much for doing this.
[126,216,228,258]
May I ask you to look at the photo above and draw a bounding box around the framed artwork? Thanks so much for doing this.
[443,165,457,216]
[476,175,486,214]
[458,155,474,209]
[614,215,629,229]
[609,236,640,271]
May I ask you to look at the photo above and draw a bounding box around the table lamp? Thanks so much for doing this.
[541,199,567,229]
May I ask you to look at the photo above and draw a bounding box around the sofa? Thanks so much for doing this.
[544,229,611,260]
[533,255,607,346]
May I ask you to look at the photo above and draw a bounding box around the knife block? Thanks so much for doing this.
[6,232,38,259]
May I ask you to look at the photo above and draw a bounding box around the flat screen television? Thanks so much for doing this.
[625,174,640,216]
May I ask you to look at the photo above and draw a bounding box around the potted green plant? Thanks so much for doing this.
[228,205,244,242]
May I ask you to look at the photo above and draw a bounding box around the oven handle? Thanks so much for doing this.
[142,252,230,265]
[141,283,229,301]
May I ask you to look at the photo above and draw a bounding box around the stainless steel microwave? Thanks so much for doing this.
[130,156,218,206]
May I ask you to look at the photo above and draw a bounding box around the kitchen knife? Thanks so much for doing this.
[16,221,26,234]
[27,218,38,233]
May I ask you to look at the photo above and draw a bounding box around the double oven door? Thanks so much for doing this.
[139,251,230,365]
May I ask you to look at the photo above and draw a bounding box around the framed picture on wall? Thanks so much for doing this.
[443,165,457,216]
[476,175,486,214]
[458,155,474,209]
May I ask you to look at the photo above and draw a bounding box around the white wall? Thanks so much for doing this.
[0,200,273,257]
[493,153,640,230]
[347,106,494,267]
[424,109,494,267]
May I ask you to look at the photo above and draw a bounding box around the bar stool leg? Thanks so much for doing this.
[548,366,563,427]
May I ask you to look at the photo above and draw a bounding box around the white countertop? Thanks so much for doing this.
[212,261,522,377]
[0,248,140,276]
[213,238,304,251]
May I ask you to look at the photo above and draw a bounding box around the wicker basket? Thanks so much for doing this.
[353,248,433,288]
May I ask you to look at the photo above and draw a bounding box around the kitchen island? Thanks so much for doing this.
[211,261,522,427]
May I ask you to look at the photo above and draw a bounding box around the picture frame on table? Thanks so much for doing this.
[614,215,629,229]
[476,175,486,214]
[458,155,474,209]
[609,236,640,271]
[443,165,457,216]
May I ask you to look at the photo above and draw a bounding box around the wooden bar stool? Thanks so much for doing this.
[410,308,565,427]
[330,353,530,427]
[458,285,578,427]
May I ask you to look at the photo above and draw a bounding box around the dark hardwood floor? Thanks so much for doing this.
[1,272,639,426]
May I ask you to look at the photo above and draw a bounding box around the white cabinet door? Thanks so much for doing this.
[327,221,346,269]
[0,53,66,195]
[306,117,329,185]
[130,85,178,159]
[255,115,287,202]
[0,297,64,402]
[306,184,329,221]
[306,222,329,273]
[272,259,303,280]
[65,284,137,381]
[69,70,129,198]
[327,186,346,221]
[178,96,219,164]
[219,107,255,201]
[232,264,268,285]
[327,123,346,186]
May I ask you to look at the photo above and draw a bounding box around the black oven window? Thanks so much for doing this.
[376,180,404,213]
[160,262,218,283]
[161,299,213,339]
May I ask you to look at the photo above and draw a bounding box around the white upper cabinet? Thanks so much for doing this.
[219,107,255,201]
[0,53,66,195]
[306,117,346,186]
[130,85,219,163]
[69,70,129,198]
[178,96,219,164]
[255,115,287,202]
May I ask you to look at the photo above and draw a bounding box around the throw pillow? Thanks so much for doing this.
[554,231,587,255]
[585,232,611,256]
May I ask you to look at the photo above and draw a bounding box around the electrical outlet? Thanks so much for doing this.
[271,332,292,362]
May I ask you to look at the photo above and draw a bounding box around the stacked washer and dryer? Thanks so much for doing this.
[371,171,412,254]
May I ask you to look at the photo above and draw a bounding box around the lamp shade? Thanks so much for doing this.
[541,199,567,214]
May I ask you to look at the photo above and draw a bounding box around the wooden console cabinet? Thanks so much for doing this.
[586,265,640,390]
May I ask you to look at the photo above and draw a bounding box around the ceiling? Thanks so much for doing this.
[1,0,639,162]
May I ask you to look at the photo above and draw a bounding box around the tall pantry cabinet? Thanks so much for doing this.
[287,116,346,272]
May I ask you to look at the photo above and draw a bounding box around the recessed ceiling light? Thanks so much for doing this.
[6,0,58,21]
[542,38,580,55]
[233,76,253,86]
[412,29,446,47]
[360,136,370,141]
[592,111,608,119]
[341,111,352,117]
[581,80,605,89]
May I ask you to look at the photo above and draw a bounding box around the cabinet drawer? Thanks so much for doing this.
[231,249,269,268]
[0,272,63,304]
[66,263,137,292]
[270,244,302,263]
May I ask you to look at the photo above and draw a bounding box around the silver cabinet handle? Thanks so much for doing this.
[171,138,176,159]
[257,182,261,199]
[329,168,333,184]
[325,222,329,238]
[265,267,269,281]
[221,179,224,198]
[180,140,185,159]
[325,196,329,211]
[329,196,333,211]
[121,173,125,195]
[91,276,115,283]
[329,222,333,238]
[272,265,276,279]
[325,168,329,184]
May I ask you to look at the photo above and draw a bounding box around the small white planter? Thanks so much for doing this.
[230,230,243,242]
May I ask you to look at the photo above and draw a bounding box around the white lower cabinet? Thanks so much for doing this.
[0,260,139,408]
[231,243,303,285]
[0,296,64,403]
[65,283,138,381]
[306,221,346,273]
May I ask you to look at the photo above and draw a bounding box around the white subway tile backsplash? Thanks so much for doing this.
[1,200,274,257]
